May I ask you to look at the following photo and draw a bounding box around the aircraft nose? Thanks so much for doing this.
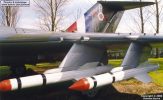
[0,80,12,92]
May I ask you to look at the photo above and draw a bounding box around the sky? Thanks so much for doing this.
[17,0,163,33]
[18,0,96,29]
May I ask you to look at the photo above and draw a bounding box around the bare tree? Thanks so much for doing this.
[73,8,82,21]
[139,0,144,33]
[155,0,163,33]
[34,0,69,32]
[153,0,163,57]
[148,0,163,33]
[0,7,20,27]
[147,0,163,57]
[155,0,159,58]
[123,0,154,33]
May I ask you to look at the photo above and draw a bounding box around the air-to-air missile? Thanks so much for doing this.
[0,66,112,92]
[69,64,158,91]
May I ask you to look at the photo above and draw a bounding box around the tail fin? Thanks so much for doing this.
[66,1,154,33]
[135,73,151,83]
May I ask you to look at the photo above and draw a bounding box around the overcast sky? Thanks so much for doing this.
[17,0,163,33]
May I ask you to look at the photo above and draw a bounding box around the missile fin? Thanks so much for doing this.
[134,73,151,83]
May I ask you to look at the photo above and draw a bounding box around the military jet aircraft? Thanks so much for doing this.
[0,1,159,97]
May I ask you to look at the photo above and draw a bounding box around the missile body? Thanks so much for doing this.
[69,65,158,91]
[0,66,112,92]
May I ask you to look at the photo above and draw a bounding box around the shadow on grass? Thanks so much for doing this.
[0,84,152,100]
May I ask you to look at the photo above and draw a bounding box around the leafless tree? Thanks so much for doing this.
[146,0,163,57]
[34,0,69,32]
[73,8,82,21]
[155,0,160,33]
[139,0,145,33]
[151,0,163,57]
[0,7,20,27]
[153,0,163,33]
[124,0,153,33]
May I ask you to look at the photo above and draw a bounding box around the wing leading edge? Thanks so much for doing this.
[1,33,163,45]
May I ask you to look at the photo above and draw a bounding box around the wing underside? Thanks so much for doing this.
[0,32,163,66]
[1,33,163,48]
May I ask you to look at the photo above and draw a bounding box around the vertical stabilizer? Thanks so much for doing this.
[66,2,124,33]
[66,1,154,33]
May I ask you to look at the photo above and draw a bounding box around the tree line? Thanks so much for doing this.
[0,0,69,31]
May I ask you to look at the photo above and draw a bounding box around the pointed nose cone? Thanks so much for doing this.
[0,80,12,92]
[69,78,90,91]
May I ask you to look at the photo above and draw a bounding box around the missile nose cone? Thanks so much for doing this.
[69,78,90,91]
[0,80,12,92]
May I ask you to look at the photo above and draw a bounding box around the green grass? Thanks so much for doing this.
[109,59,122,67]
[26,62,60,69]
[149,70,163,86]
[109,58,163,86]
[148,58,163,70]
[0,66,12,80]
